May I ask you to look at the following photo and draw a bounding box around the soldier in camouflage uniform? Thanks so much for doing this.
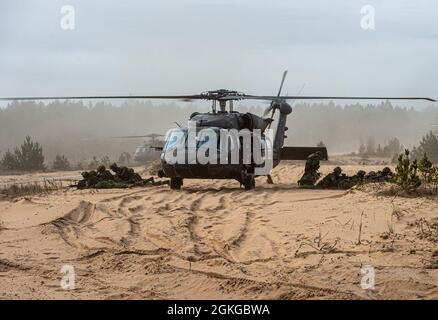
[316,167,393,189]
[298,152,322,187]
[76,163,158,189]
[110,163,143,183]
[364,167,393,182]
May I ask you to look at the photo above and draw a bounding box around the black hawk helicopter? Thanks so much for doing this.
[111,133,165,163]
[1,71,435,190]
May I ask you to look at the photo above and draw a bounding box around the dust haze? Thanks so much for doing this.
[1,1,438,302]
[2,1,438,164]
[0,100,437,164]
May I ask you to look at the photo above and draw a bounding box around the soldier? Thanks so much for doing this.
[110,163,142,183]
[96,165,115,181]
[298,152,321,187]
[317,166,395,189]
[316,166,345,189]
[364,167,393,182]
[75,163,172,189]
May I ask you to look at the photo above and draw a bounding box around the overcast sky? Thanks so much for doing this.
[1,0,437,107]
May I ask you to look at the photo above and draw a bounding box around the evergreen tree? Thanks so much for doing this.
[14,136,45,171]
[376,144,383,156]
[365,137,376,156]
[53,154,71,171]
[412,131,438,163]
[393,149,421,191]
[359,143,366,156]
[382,137,402,158]
[0,149,19,171]
[418,153,434,183]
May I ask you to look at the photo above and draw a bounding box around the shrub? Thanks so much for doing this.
[393,149,421,192]
[412,131,438,163]
[0,149,19,171]
[383,137,403,157]
[52,154,71,171]
[88,155,111,170]
[418,153,435,183]
[359,137,403,158]
[0,136,45,172]
[0,180,62,197]
[15,136,45,171]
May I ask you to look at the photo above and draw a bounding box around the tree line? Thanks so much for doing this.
[0,99,437,166]
[1,130,437,173]
[0,136,133,172]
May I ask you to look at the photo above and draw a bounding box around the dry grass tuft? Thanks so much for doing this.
[411,218,438,242]
[373,182,438,198]
[294,228,340,257]
[0,180,63,198]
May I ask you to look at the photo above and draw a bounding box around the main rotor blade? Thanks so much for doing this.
[111,134,164,139]
[1,94,435,102]
[0,95,205,101]
[244,95,437,102]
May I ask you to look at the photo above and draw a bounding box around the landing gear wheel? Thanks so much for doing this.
[170,177,183,190]
[243,174,256,190]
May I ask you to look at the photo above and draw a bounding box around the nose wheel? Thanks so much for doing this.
[241,172,255,190]
[170,177,183,190]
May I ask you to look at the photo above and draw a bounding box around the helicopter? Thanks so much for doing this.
[111,133,165,163]
[1,71,436,190]
[132,133,164,163]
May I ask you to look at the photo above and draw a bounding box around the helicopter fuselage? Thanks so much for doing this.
[159,124,266,180]
[158,105,292,189]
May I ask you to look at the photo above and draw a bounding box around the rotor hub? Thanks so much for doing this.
[200,89,245,101]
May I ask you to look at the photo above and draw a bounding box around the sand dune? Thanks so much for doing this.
[0,162,437,299]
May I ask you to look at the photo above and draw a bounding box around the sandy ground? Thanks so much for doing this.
[0,161,437,300]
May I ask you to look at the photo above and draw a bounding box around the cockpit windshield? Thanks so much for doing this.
[163,127,247,155]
